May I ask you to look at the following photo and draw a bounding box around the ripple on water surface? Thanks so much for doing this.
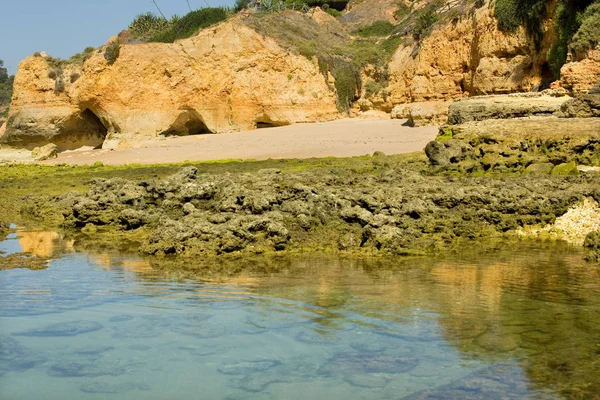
[0,236,599,399]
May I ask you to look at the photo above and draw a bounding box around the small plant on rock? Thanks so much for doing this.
[104,40,121,65]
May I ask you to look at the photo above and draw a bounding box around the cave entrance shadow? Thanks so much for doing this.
[162,110,213,136]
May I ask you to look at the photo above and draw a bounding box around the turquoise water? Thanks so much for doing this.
[1,230,600,399]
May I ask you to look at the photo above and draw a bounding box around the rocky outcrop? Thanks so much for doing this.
[387,3,558,104]
[4,15,339,150]
[391,101,451,126]
[31,143,57,161]
[57,164,600,258]
[427,117,600,173]
[446,93,570,124]
[556,91,600,118]
[555,49,600,95]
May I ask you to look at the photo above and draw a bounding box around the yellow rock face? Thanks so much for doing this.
[387,4,556,103]
[5,16,339,150]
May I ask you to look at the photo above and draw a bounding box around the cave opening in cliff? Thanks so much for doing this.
[53,108,108,151]
[163,110,213,136]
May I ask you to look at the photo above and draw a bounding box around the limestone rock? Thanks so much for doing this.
[31,143,57,161]
[387,4,556,103]
[556,49,600,95]
[5,15,339,150]
[447,94,570,125]
[524,163,554,175]
[425,139,472,166]
[391,101,450,126]
[556,93,600,118]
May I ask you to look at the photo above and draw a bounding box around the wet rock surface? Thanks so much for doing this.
[429,117,600,173]
[57,164,600,259]
[584,230,600,262]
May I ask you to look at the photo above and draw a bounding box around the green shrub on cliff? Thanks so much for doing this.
[129,12,170,38]
[352,21,395,37]
[569,2,600,59]
[149,8,228,43]
[104,40,121,65]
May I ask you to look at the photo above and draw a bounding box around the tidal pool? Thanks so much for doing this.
[1,230,599,399]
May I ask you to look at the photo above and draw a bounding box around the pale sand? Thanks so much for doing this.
[41,119,438,166]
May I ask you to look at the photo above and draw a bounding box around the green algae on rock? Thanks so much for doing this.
[52,163,600,261]
[584,231,600,262]
[0,253,49,271]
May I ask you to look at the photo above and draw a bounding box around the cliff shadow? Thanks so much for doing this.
[54,109,108,151]
[161,109,213,137]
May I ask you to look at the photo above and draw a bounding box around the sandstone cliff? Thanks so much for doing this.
[3,15,339,150]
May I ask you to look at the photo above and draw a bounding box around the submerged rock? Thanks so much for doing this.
[80,382,150,394]
[218,360,282,375]
[48,361,125,378]
[13,320,103,337]
[0,335,46,374]
[318,352,419,376]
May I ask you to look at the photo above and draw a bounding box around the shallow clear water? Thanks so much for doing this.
[1,230,600,399]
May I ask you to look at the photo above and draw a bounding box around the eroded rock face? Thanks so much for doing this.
[5,16,339,150]
[388,3,557,103]
[556,49,600,95]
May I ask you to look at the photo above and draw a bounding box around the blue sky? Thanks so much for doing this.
[1,0,234,75]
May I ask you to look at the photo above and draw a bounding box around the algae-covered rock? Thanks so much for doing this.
[56,165,600,260]
[551,162,579,176]
[31,143,57,161]
[584,231,600,262]
[524,163,554,175]
[424,139,473,166]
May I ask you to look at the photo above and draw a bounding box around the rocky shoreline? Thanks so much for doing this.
[33,154,596,263]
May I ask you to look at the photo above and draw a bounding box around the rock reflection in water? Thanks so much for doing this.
[0,233,599,399]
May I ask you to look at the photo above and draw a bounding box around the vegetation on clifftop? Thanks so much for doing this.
[129,8,229,43]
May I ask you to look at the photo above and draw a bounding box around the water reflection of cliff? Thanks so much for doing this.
[25,230,600,399]
[17,229,75,257]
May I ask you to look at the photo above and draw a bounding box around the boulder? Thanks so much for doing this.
[447,94,570,125]
[556,93,600,118]
[424,139,472,166]
[524,163,554,175]
[31,143,57,161]
[391,101,451,126]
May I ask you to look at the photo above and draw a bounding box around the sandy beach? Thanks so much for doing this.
[37,119,438,166]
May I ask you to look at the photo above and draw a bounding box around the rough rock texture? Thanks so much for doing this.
[391,101,451,126]
[446,94,570,124]
[387,4,558,103]
[339,0,398,29]
[556,92,600,118]
[556,49,600,95]
[5,16,339,150]
[429,117,600,172]
[31,143,57,161]
[56,163,600,258]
